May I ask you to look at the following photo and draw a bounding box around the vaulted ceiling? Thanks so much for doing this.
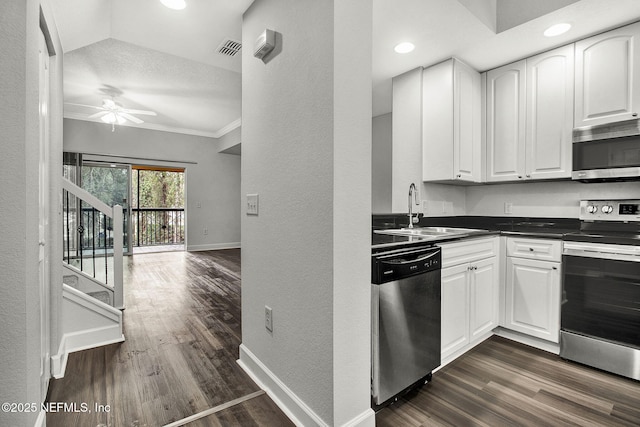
[50,0,251,137]
[51,0,640,137]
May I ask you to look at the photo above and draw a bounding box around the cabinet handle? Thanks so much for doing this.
[526,174,531,178]
[457,174,461,178]
[529,247,534,252]
[518,175,523,179]
[552,266,558,270]
[633,112,638,117]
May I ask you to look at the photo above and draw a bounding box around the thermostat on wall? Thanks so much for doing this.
[254,29,275,59]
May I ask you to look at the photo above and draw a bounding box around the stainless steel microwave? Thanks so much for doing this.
[572,119,640,182]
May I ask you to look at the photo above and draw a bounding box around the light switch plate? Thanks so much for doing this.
[247,194,259,215]
[265,306,273,332]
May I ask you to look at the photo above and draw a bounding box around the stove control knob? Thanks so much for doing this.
[601,205,614,214]
[586,205,598,214]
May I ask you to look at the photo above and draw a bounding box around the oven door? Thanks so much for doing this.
[562,248,640,348]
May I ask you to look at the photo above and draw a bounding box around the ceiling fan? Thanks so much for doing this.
[66,98,157,131]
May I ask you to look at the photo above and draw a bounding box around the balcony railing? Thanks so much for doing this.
[132,208,185,247]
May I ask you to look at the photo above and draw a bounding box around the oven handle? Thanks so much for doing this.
[563,242,640,262]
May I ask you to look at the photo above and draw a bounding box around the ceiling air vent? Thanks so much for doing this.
[217,38,242,57]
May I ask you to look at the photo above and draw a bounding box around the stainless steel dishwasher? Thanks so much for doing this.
[371,244,441,407]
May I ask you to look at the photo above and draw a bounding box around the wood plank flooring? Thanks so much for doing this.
[376,335,640,427]
[47,249,293,427]
[48,249,640,426]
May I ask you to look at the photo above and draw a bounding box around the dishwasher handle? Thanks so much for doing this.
[373,248,441,284]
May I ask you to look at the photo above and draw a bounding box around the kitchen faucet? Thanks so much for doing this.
[408,183,420,228]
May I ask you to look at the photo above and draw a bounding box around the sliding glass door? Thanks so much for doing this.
[81,162,132,254]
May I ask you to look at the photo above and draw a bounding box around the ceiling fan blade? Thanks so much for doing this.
[119,112,144,124]
[88,111,110,119]
[119,108,157,116]
[64,102,107,111]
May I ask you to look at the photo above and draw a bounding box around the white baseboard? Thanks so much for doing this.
[237,345,375,427]
[341,409,376,427]
[51,328,125,379]
[494,327,560,354]
[238,344,327,427]
[186,242,240,252]
[34,409,46,427]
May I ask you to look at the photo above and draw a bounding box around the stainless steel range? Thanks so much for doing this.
[561,199,640,380]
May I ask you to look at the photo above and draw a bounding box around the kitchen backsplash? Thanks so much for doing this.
[426,180,640,218]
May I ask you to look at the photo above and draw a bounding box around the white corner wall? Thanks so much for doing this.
[240,1,373,426]
[63,119,241,250]
[0,1,48,425]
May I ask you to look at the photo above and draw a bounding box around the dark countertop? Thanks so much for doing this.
[372,215,581,251]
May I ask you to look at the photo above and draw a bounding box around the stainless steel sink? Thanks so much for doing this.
[374,226,486,240]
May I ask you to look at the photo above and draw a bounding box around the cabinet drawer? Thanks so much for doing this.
[438,237,498,268]
[506,238,561,262]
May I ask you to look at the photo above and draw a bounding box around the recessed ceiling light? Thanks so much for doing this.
[160,0,186,10]
[394,42,415,54]
[544,23,571,37]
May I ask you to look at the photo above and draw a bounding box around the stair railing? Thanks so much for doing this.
[62,177,123,309]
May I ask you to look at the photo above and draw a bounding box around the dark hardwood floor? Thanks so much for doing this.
[48,249,640,426]
[47,249,293,427]
[376,335,640,427]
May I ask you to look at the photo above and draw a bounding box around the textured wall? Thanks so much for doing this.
[63,119,241,250]
[0,0,43,425]
[241,0,372,425]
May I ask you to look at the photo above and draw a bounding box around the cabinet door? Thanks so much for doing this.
[486,60,526,182]
[575,21,640,127]
[454,59,482,182]
[469,257,499,342]
[505,257,560,342]
[423,59,481,183]
[423,60,454,181]
[441,263,470,358]
[526,45,574,180]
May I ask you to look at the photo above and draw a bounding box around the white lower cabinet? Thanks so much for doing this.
[440,237,499,362]
[504,238,561,343]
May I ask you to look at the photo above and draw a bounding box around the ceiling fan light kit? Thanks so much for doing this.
[65,96,157,132]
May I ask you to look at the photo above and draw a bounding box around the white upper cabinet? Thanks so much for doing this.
[486,60,526,182]
[423,58,482,183]
[575,21,640,128]
[526,45,574,180]
[486,45,574,182]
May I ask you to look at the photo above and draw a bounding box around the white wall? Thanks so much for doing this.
[466,180,640,217]
[372,113,392,213]
[240,0,373,426]
[0,1,59,425]
[63,119,241,250]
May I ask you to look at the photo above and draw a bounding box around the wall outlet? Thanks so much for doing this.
[196,201,201,208]
[247,194,259,215]
[203,227,208,235]
[504,202,513,214]
[265,306,273,332]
